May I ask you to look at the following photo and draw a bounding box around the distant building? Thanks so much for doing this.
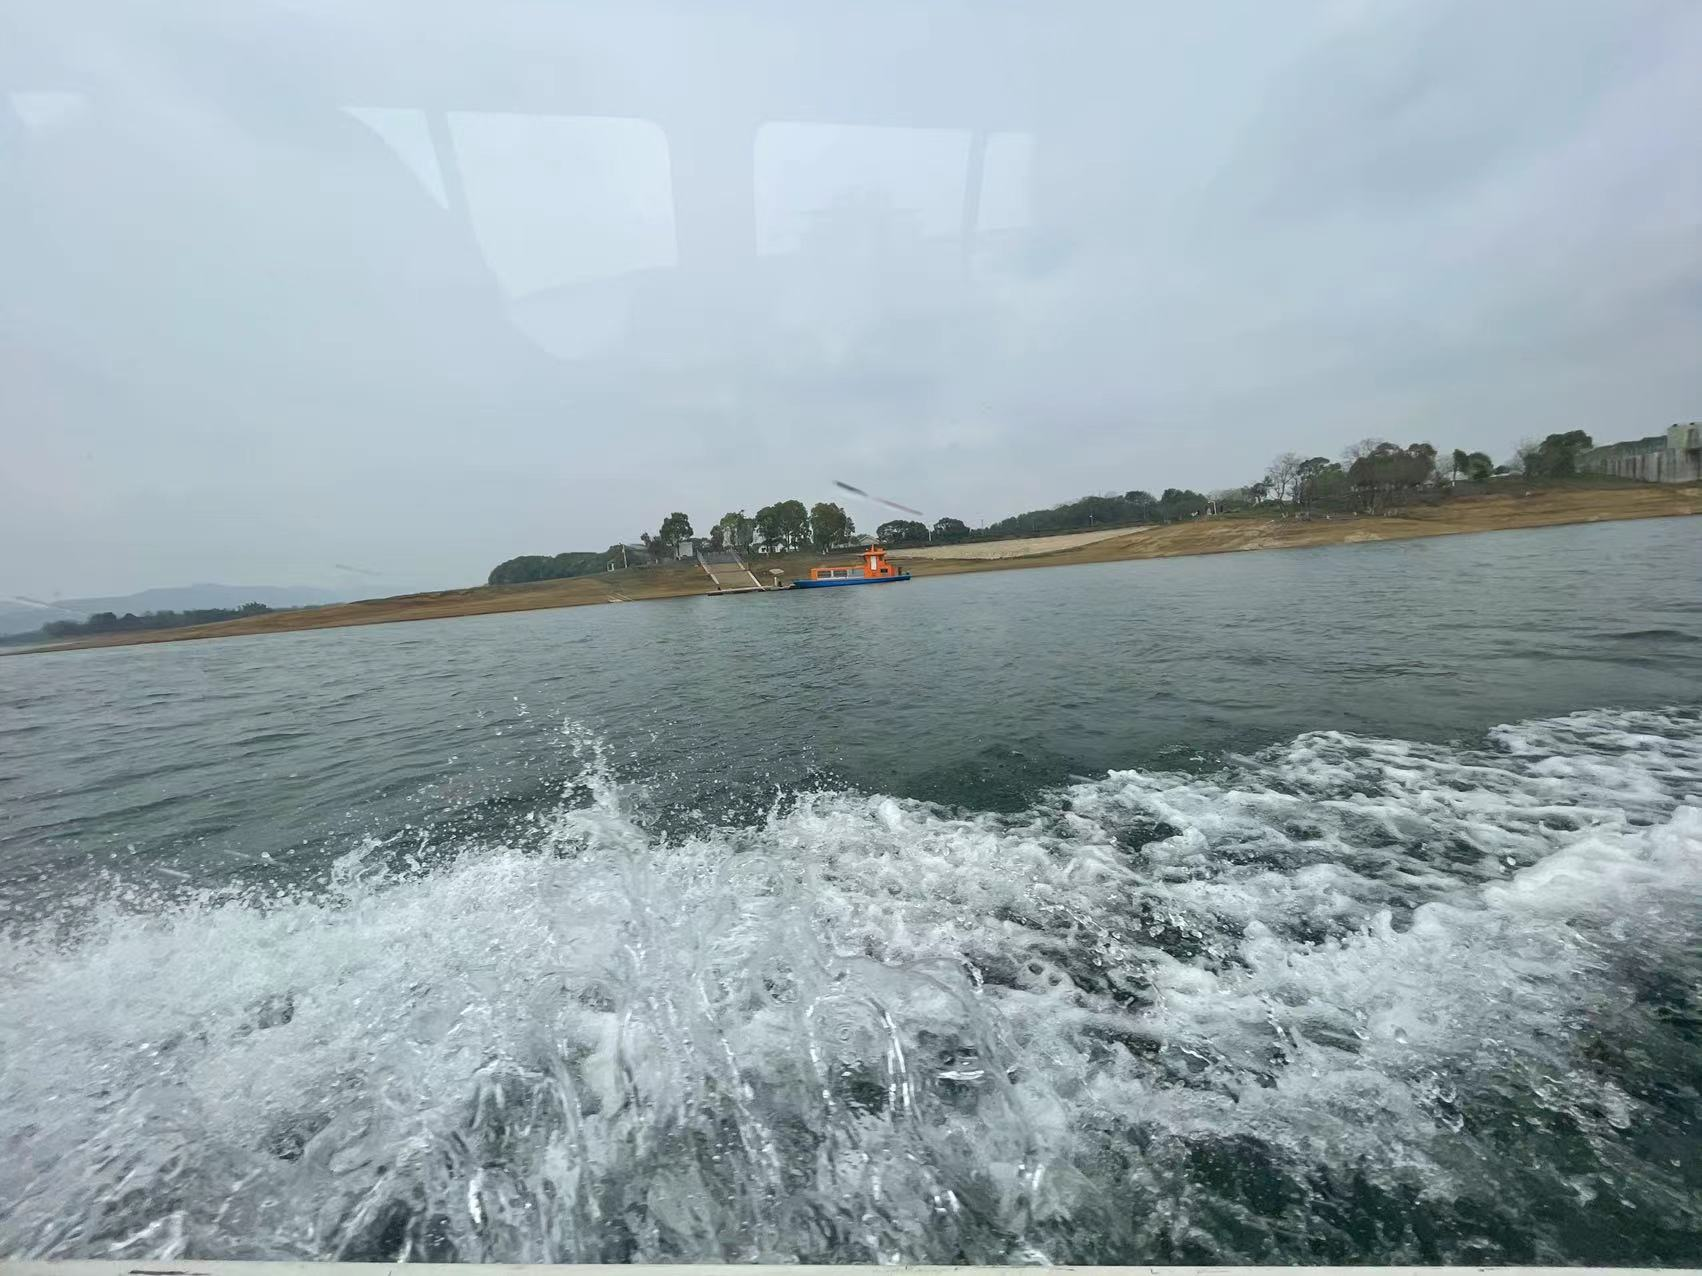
[1579,423,1702,484]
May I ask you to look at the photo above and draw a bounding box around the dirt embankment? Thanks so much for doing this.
[16,483,1699,654]
[898,482,1702,576]
[897,526,1139,560]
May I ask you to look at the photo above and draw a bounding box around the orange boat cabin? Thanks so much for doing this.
[792,544,912,589]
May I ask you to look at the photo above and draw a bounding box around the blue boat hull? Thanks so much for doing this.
[790,573,912,589]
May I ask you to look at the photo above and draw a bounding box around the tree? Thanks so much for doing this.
[490,555,543,584]
[876,519,929,543]
[757,500,809,550]
[715,510,754,550]
[1522,430,1594,479]
[1209,487,1259,513]
[932,516,970,541]
[1347,441,1436,510]
[1157,488,1208,520]
[1293,456,1339,510]
[753,505,784,551]
[1310,464,1352,509]
[1405,442,1438,494]
[1343,437,1386,464]
[657,511,694,555]
[1123,490,1160,521]
[774,499,810,549]
[809,502,855,551]
[1451,448,1470,483]
[1552,430,1593,476]
[1265,452,1304,504]
[1466,451,1493,482]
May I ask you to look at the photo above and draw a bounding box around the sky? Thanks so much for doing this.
[3,0,1698,599]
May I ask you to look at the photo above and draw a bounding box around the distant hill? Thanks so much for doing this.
[0,584,352,636]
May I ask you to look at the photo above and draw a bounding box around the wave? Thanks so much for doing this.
[1592,627,1699,642]
[2,708,1699,1264]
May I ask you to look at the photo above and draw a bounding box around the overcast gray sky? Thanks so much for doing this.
[3,0,1698,599]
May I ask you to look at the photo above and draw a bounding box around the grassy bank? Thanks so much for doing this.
[15,483,1699,654]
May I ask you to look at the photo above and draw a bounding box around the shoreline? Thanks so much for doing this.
[11,484,1699,655]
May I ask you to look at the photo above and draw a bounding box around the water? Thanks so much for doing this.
[2,518,1699,1264]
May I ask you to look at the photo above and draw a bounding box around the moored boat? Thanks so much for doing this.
[791,544,912,589]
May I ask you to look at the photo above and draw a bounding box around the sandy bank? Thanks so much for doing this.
[898,526,1140,559]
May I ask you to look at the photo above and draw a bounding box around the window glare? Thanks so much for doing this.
[447,113,677,296]
[342,107,449,209]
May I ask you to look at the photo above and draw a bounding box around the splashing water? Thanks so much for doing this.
[2,708,1699,1264]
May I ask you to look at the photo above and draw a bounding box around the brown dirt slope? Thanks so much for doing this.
[18,484,1699,654]
[893,482,1701,577]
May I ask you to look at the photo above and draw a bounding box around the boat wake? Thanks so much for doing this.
[2,707,1699,1264]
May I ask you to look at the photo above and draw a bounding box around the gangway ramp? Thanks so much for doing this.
[696,548,768,593]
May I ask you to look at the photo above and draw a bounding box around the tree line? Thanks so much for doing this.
[1245,430,1594,516]
[977,489,1212,539]
[706,500,856,553]
[485,429,1600,587]
[3,601,278,645]
[487,501,864,586]
[486,549,625,586]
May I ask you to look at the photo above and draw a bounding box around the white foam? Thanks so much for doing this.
[2,707,1698,1263]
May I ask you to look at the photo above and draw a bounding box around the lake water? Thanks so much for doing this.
[2,518,1699,1264]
